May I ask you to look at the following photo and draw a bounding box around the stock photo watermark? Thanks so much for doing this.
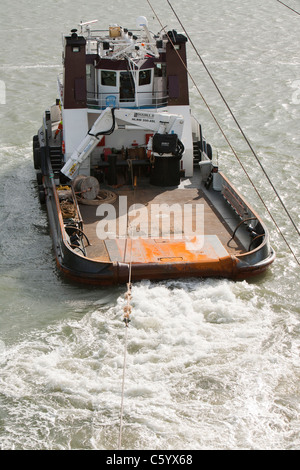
[95,197,205,243]
[0,80,6,104]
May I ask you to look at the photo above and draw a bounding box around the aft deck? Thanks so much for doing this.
[78,175,244,265]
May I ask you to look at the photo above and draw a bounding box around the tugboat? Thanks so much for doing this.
[33,16,275,285]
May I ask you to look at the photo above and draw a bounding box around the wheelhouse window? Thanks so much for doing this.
[139,69,152,86]
[120,71,135,102]
[101,71,117,87]
[154,63,166,77]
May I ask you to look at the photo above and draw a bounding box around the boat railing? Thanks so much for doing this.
[85,29,152,53]
[221,176,257,224]
[86,90,168,110]
[57,73,168,109]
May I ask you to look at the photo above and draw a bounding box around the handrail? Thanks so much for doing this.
[229,217,258,241]
[248,234,265,252]
[87,90,168,109]
[64,225,91,246]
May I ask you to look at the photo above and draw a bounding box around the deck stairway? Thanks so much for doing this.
[193,140,201,167]
[49,146,64,175]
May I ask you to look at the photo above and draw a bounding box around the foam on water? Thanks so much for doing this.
[0,279,299,449]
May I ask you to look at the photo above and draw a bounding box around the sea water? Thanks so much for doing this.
[0,0,299,450]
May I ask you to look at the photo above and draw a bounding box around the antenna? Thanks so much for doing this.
[79,19,98,27]
[78,19,98,33]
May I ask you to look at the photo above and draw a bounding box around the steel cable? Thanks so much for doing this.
[146,0,299,265]
[276,0,300,15]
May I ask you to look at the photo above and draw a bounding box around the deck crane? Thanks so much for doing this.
[61,107,185,179]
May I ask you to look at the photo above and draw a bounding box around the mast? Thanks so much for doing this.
[62,29,90,175]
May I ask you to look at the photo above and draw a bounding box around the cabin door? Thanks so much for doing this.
[120,72,135,103]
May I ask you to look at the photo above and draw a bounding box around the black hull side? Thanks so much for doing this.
[43,170,130,285]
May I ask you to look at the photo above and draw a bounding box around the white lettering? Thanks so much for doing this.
[149,454,193,465]
[95,196,205,241]
[118,195,128,239]
[128,203,148,239]
[105,454,140,467]
[96,203,116,239]
[150,203,182,239]
[184,204,204,250]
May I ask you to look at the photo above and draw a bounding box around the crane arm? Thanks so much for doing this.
[61,107,184,179]
[61,107,115,179]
